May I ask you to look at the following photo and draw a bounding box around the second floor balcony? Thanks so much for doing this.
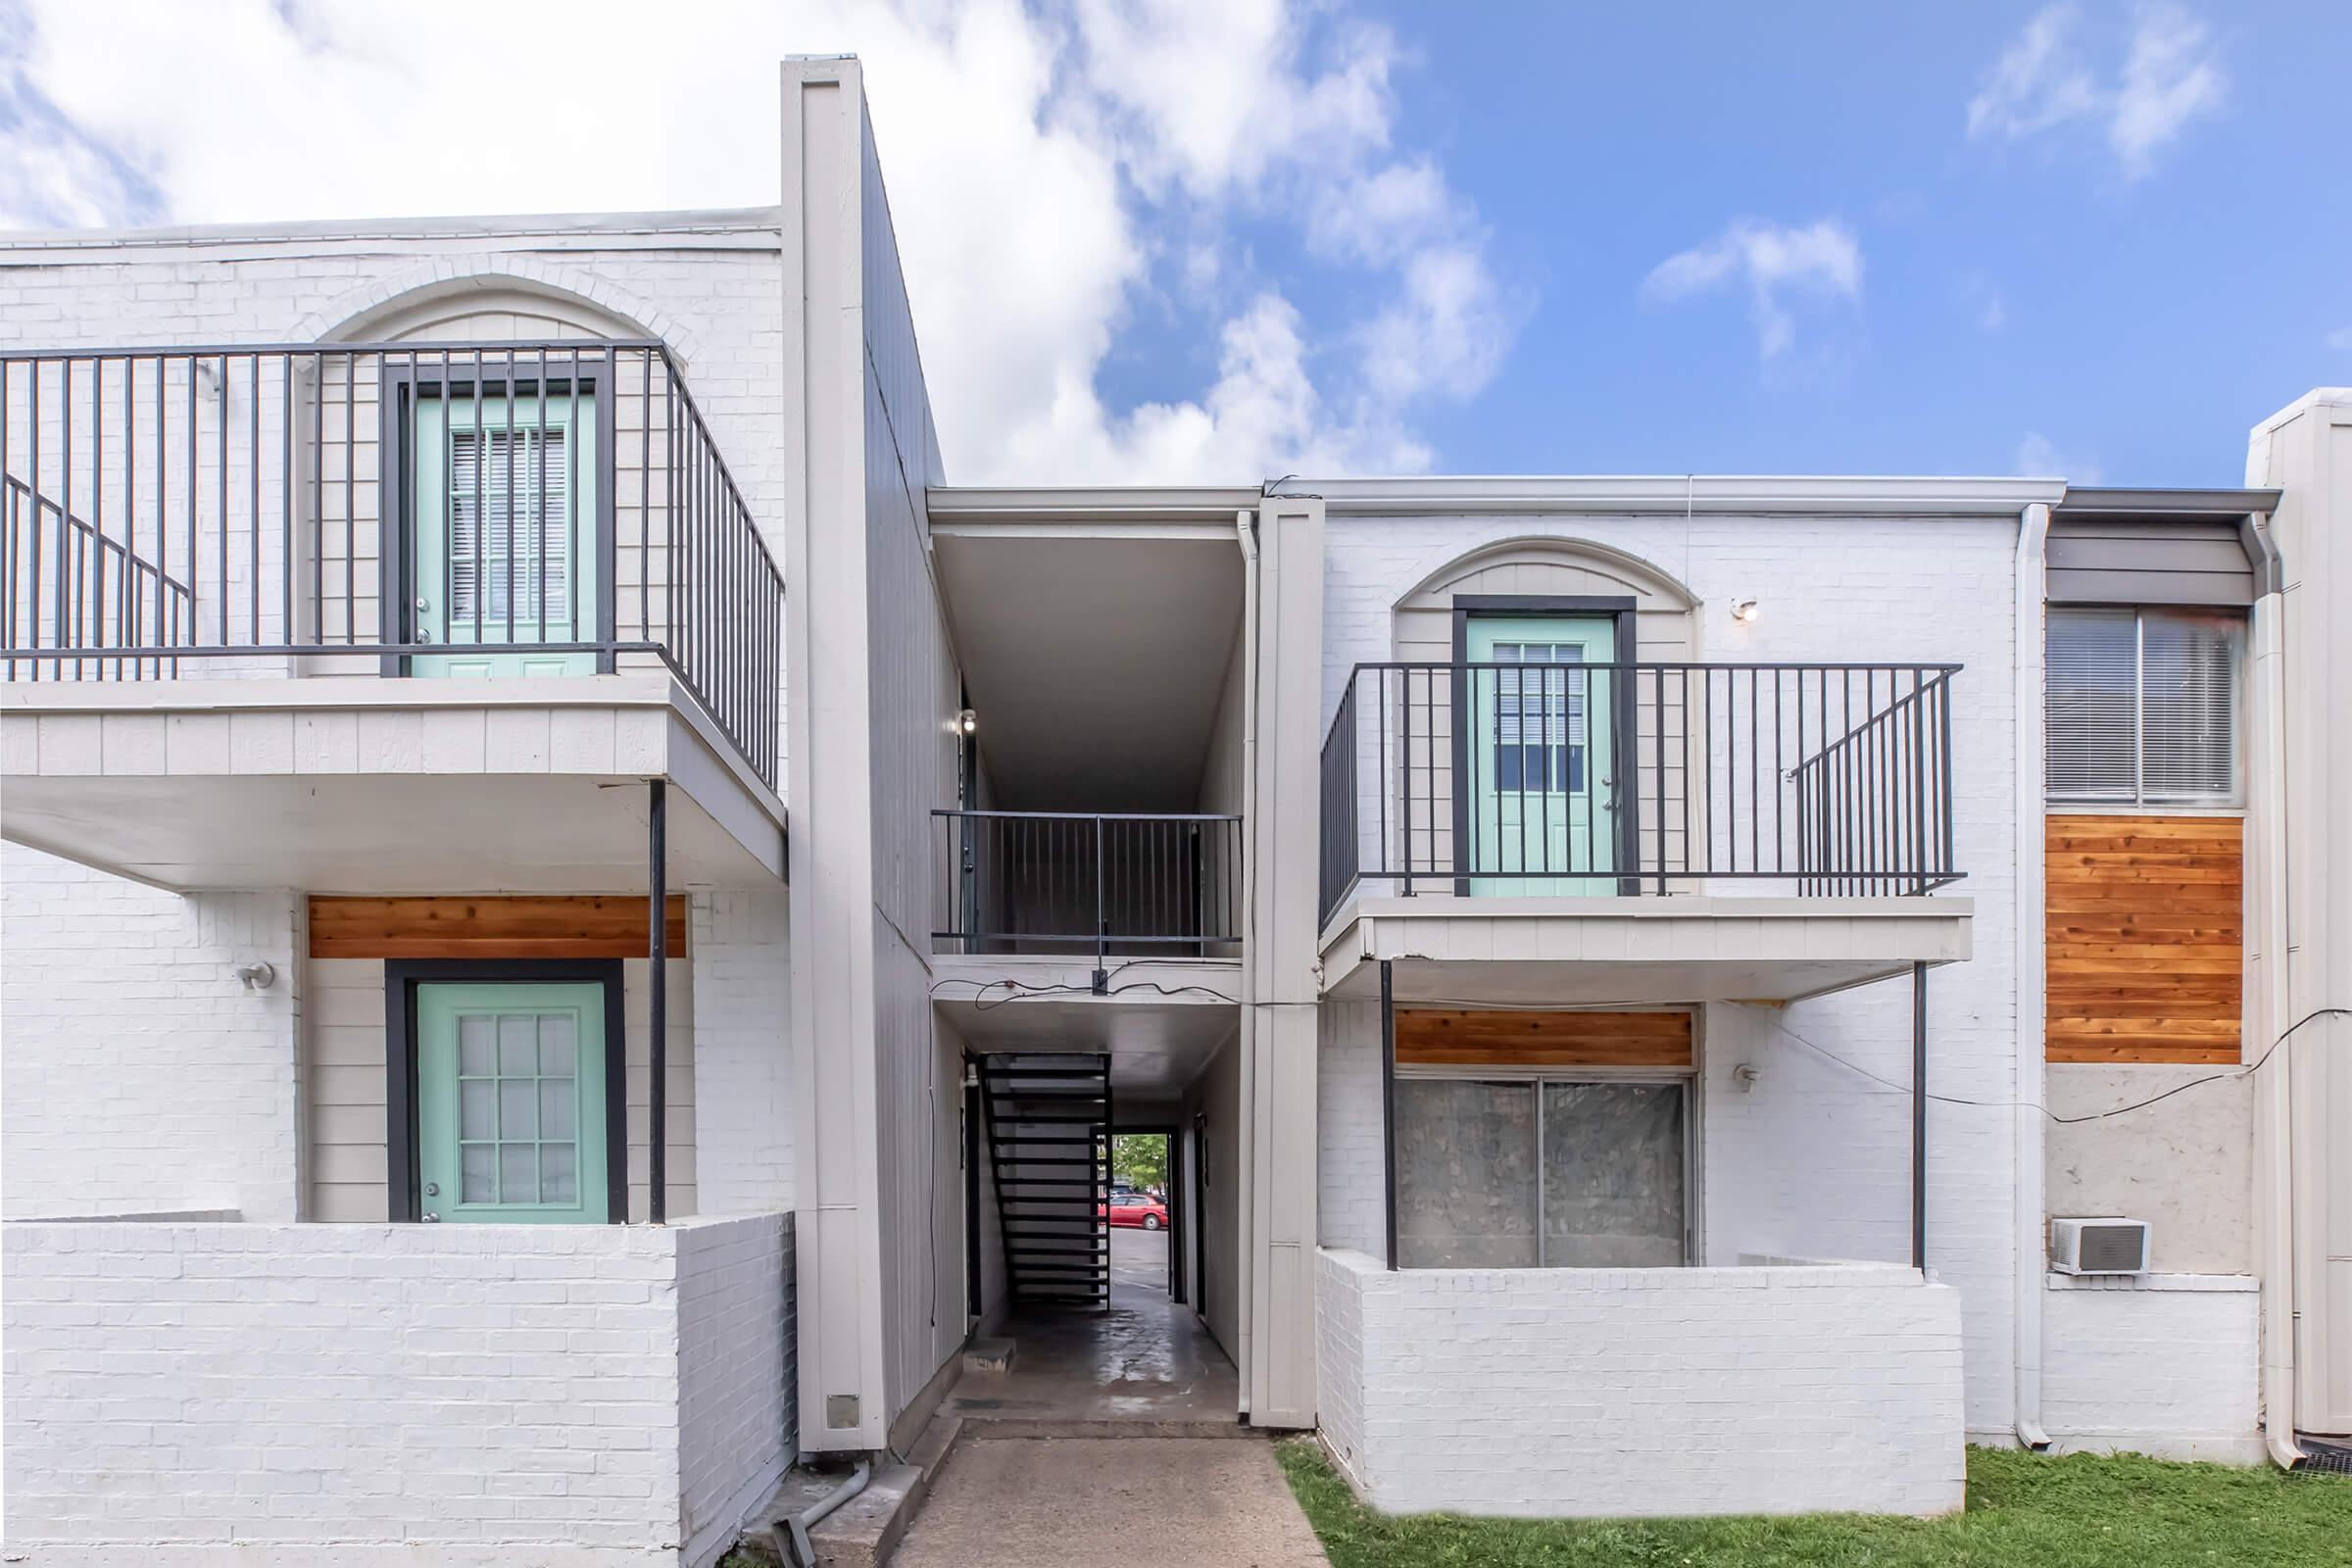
[1320,660,1965,922]
[0,339,781,788]
[0,340,785,893]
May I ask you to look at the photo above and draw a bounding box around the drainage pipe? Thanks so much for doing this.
[780,1461,871,1568]
[2010,502,2052,1451]
[2248,582,2305,1470]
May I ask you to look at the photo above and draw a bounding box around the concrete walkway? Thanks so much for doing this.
[891,1435,1329,1568]
[943,1231,1240,1433]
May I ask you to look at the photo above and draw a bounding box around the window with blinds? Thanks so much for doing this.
[2046,606,2243,805]
[449,422,574,631]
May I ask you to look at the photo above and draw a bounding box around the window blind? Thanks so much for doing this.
[2046,608,2137,800]
[2140,610,2242,801]
[2046,605,2242,805]
[450,422,573,630]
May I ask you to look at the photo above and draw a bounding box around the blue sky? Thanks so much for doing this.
[1091,1,2351,486]
[4,1,2346,487]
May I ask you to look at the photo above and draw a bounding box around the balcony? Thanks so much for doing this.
[1316,662,1972,1004]
[0,341,785,890]
[932,809,1243,963]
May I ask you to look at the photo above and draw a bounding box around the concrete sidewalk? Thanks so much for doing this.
[890,1435,1329,1568]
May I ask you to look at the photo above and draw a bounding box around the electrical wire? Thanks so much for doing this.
[1759,1005,2351,1124]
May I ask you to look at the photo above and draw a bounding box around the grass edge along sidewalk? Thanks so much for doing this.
[1275,1437,2351,1567]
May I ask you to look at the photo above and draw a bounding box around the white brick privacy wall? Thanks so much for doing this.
[2,1213,794,1566]
[1314,1247,1966,1519]
[1320,511,2022,1437]
[0,843,301,1221]
[690,889,793,1216]
[675,1214,797,1567]
[2041,1273,2261,1463]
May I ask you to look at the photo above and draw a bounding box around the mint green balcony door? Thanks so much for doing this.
[411,390,599,677]
[1466,615,1618,896]
[416,983,609,1223]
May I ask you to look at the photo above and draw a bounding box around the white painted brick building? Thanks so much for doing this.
[2,55,2330,1561]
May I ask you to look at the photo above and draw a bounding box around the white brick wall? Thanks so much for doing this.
[1316,1001,1385,1255]
[2041,1273,2261,1463]
[1319,511,2024,1436]
[676,1214,797,1566]
[689,889,793,1216]
[1315,1247,1966,1518]
[0,843,302,1222]
[2,1213,794,1565]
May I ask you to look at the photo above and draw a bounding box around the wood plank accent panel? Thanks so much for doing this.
[2046,814,2241,1063]
[309,896,687,960]
[1396,1009,1693,1069]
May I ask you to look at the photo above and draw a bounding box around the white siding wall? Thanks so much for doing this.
[1316,1246,1966,1518]
[1320,510,2024,1435]
[1187,1028,1245,1361]
[1,844,301,1221]
[854,100,968,1432]
[2,1213,792,1566]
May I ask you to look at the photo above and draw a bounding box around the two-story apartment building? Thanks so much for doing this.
[4,57,2348,1563]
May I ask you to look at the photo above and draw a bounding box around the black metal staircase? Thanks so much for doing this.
[977,1054,1111,1306]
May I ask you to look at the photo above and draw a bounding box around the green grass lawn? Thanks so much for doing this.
[1277,1439,2351,1567]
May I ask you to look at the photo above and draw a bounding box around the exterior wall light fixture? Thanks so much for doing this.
[233,960,277,992]
[1730,598,1761,624]
[953,709,978,737]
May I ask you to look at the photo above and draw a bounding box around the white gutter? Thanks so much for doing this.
[1232,507,1260,1419]
[2249,585,2304,1469]
[2012,502,2052,1451]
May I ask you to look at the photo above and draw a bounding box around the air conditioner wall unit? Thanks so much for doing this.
[2050,1216,2151,1275]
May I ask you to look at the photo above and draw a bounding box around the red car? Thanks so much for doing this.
[1100,1193,1168,1230]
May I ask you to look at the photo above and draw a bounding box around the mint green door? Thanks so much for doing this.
[416,982,609,1223]
[411,389,599,677]
[1466,615,1619,896]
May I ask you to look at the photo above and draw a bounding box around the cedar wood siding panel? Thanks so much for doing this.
[1396,1008,1694,1069]
[309,896,687,958]
[2046,814,2242,1063]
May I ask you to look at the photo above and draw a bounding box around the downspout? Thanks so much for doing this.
[1232,507,1260,1419]
[2012,502,2051,1450]
[2247,540,2304,1469]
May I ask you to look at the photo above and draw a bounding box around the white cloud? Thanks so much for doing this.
[1981,295,2008,332]
[2110,6,2226,174]
[1967,6,2104,142]
[2015,432,2104,483]
[1966,4,2225,179]
[1,0,1518,485]
[1641,219,1862,358]
[2328,327,2352,352]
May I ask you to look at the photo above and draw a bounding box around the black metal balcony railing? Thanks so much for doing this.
[932,809,1244,964]
[0,341,783,788]
[1319,662,1962,921]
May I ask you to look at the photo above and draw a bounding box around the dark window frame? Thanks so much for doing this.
[379,360,621,678]
[383,957,629,1224]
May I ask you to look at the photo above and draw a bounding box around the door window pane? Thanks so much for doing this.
[449,421,573,627]
[1542,1083,1686,1266]
[1395,1080,1537,1267]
